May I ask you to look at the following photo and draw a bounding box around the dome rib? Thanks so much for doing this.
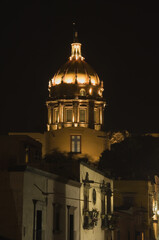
[52,56,100,86]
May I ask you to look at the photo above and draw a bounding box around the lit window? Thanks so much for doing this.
[79,109,86,122]
[66,109,72,122]
[80,88,86,96]
[71,135,81,153]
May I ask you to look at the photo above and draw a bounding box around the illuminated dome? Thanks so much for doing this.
[48,32,104,100]
[49,40,102,87]
[47,31,106,132]
[52,58,100,86]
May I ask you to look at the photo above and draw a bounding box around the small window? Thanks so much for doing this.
[54,109,59,123]
[66,109,72,122]
[71,135,81,153]
[79,109,86,122]
[80,88,86,96]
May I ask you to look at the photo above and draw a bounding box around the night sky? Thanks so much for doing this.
[1,2,159,134]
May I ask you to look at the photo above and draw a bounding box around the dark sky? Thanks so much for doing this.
[1,1,159,134]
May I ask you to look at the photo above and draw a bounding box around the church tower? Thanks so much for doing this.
[46,30,107,162]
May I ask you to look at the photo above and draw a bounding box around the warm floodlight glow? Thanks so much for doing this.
[55,78,61,85]
[66,78,73,84]
[70,43,84,61]
[78,78,85,84]
[98,89,103,97]
[157,210,159,215]
[49,80,51,87]
[63,74,75,84]
[48,40,101,87]
[91,78,96,85]
[89,88,92,95]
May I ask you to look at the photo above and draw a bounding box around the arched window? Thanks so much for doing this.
[80,88,86,96]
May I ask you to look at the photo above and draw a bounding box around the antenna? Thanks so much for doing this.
[73,22,78,43]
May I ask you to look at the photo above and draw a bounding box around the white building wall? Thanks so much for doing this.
[80,163,113,240]
[22,168,80,240]
[22,170,47,240]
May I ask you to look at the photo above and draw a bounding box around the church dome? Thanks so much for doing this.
[46,31,106,133]
[52,58,100,86]
[48,32,104,100]
[49,41,101,87]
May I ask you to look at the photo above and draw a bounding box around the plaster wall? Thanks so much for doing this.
[22,170,47,240]
[46,178,80,240]
[0,171,24,240]
[44,127,107,162]
[114,180,149,209]
[9,132,45,158]
[80,163,113,240]
[22,168,80,240]
[114,180,155,240]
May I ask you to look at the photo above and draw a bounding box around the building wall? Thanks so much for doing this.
[44,127,107,162]
[114,180,156,240]
[0,171,24,240]
[9,133,45,158]
[0,167,80,240]
[22,169,47,240]
[80,163,114,240]
[46,177,80,240]
[22,168,80,240]
[9,128,108,162]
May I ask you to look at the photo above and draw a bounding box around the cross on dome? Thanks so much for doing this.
[70,23,84,61]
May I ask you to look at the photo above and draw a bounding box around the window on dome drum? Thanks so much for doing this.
[66,109,72,122]
[71,135,81,153]
[80,88,86,96]
[79,109,86,122]
[54,109,59,123]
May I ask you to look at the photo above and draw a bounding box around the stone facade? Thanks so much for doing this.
[0,166,81,240]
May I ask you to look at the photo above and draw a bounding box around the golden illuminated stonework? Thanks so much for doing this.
[46,33,106,132]
[49,39,102,88]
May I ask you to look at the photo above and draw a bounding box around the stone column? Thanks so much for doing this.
[88,100,94,129]
[51,107,53,124]
[58,102,61,123]
[48,106,51,124]
[73,101,78,123]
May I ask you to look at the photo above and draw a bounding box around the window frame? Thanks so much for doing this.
[70,135,81,153]
[80,88,86,96]
[54,108,59,123]
[79,108,86,123]
[65,108,73,122]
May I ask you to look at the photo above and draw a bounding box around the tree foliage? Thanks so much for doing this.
[98,135,159,179]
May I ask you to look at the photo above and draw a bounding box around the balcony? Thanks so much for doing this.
[83,209,99,229]
[101,214,118,231]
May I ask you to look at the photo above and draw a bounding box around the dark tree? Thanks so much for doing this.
[98,135,159,180]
